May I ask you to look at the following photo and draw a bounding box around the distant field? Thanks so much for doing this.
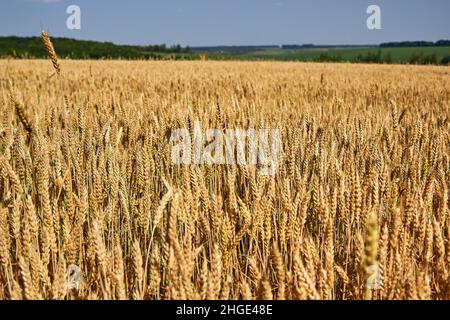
[247,46,450,64]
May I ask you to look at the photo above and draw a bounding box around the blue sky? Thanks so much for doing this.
[1,0,450,46]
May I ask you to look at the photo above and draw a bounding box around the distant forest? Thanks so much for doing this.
[279,40,450,49]
[0,36,193,60]
[380,40,450,48]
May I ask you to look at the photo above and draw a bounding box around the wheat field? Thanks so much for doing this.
[0,47,449,300]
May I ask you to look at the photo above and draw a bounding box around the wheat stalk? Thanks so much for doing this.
[41,31,61,75]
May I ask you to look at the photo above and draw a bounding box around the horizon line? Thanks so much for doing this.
[2,34,450,48]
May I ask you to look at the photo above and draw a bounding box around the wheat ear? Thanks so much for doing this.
[41,31,61,75]
[10,93,33,134]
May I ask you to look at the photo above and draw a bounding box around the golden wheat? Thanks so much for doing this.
[41,31,60,75]
[0,50,449,300]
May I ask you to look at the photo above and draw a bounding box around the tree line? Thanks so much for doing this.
[380,40,450,48]
[0,36,192,60]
